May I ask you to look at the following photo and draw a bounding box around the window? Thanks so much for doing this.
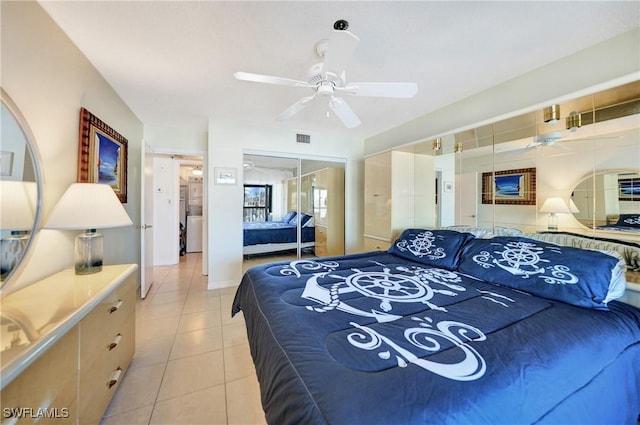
[243,184,272,222]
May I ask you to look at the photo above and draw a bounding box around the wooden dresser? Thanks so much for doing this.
[0,264,137,425]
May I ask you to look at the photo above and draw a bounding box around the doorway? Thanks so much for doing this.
[149,153,206,272]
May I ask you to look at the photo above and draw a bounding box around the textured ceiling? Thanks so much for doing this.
[39,1,640,140]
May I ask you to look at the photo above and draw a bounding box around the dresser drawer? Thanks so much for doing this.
[78,311,135,425]
[1,328,78,425]
[80,276,135,371]
[364,236,391,252]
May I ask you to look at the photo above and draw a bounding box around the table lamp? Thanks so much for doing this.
[45,183,132,275]
[1,181,38,280]
[539,197,571,231]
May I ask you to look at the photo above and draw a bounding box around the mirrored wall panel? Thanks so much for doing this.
[242,153,345,265]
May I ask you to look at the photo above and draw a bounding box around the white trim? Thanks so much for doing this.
[243,241,315,255]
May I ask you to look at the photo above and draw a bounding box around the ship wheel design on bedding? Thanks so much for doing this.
[346,271,431,312]
[471,241,579,284]
[492,241,550,276]
[301,265,463,322]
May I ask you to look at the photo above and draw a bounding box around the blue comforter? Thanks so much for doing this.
[232,251,640,425]
[243,221,315,246]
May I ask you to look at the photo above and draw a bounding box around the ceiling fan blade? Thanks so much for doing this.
[329,97,361,128]
[495,144,532,154]
[276,95,315,121]
[341,82,418,98]
[234,72,311,88]
[321,30,359,74]
[559,135,622,142]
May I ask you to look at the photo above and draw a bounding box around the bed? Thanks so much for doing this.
[243,211,315,255]
[232,228,640,425]
[597,213,640,233]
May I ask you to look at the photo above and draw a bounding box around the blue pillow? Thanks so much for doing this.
[282,211,297,223]
[617,214,640,228]
[457,236,625,310]
[388,229,474,270]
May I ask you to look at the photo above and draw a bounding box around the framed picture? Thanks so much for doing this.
[215,167,237,185]
[78,108,128,203]
[618,177,640,201]
[482,167,536,205]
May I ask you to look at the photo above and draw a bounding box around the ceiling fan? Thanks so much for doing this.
[496,131,620,154]
[233,20,418,129]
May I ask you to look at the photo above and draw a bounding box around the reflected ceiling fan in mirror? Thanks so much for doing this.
[496,131,621,155]
[233,20,418,128]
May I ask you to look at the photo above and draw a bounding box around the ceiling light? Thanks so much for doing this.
[192,166,203,176]
[543,104,560,124]
[565,111,581,132]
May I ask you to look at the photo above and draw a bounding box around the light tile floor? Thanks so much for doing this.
[100,253,279,425]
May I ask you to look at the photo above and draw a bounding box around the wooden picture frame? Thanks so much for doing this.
[482,167,536,205]
[78,108,128,202]
[618,177,640,201]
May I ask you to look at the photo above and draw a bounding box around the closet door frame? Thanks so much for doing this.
[243,149,346,260]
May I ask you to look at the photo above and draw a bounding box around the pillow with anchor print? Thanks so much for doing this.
[617,214,640,228]
[388,228,474,271]
[458,236,627,310]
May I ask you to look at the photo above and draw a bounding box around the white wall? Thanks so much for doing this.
[2,1,143,292]
[144,125,207,155]
[207,119,364,288]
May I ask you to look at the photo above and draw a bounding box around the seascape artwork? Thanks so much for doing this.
[96,132,121,186]
[495,174,523,197]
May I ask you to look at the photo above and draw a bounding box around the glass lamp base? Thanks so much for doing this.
[75,230,103,275]
[0,232,30,281]
[547,213,559,231]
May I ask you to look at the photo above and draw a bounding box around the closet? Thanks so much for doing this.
[364,151,413,250]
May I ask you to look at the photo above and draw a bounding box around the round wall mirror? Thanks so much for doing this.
[572,169,640,233]
[0,89,43,290]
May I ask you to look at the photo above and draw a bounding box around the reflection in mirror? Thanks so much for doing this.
[573,170,640,233]
[445,80,640,236]
[0,90,42,288]
[386,80,639,239]
[242,153,345,267]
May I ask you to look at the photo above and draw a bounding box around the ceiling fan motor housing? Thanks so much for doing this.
[334,19,349,31]
[317,83,334,96]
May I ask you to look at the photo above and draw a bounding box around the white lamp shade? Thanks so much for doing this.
[539,197,571,214]
[1,180,38,230]
[45,183,132,230]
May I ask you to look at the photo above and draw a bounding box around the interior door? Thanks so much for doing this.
[456,172,478,226]
[140,141,154,298]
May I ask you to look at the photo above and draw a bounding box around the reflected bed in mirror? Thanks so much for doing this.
[572,170,640,234]
[0,89,43,290]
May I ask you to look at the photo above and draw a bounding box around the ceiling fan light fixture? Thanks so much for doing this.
[543,104,560,124]
[566,111,582,132]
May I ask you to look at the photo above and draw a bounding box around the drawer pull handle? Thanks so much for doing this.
[107,367,123,389]
[108,334,122,351]
[109,300,123,314]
